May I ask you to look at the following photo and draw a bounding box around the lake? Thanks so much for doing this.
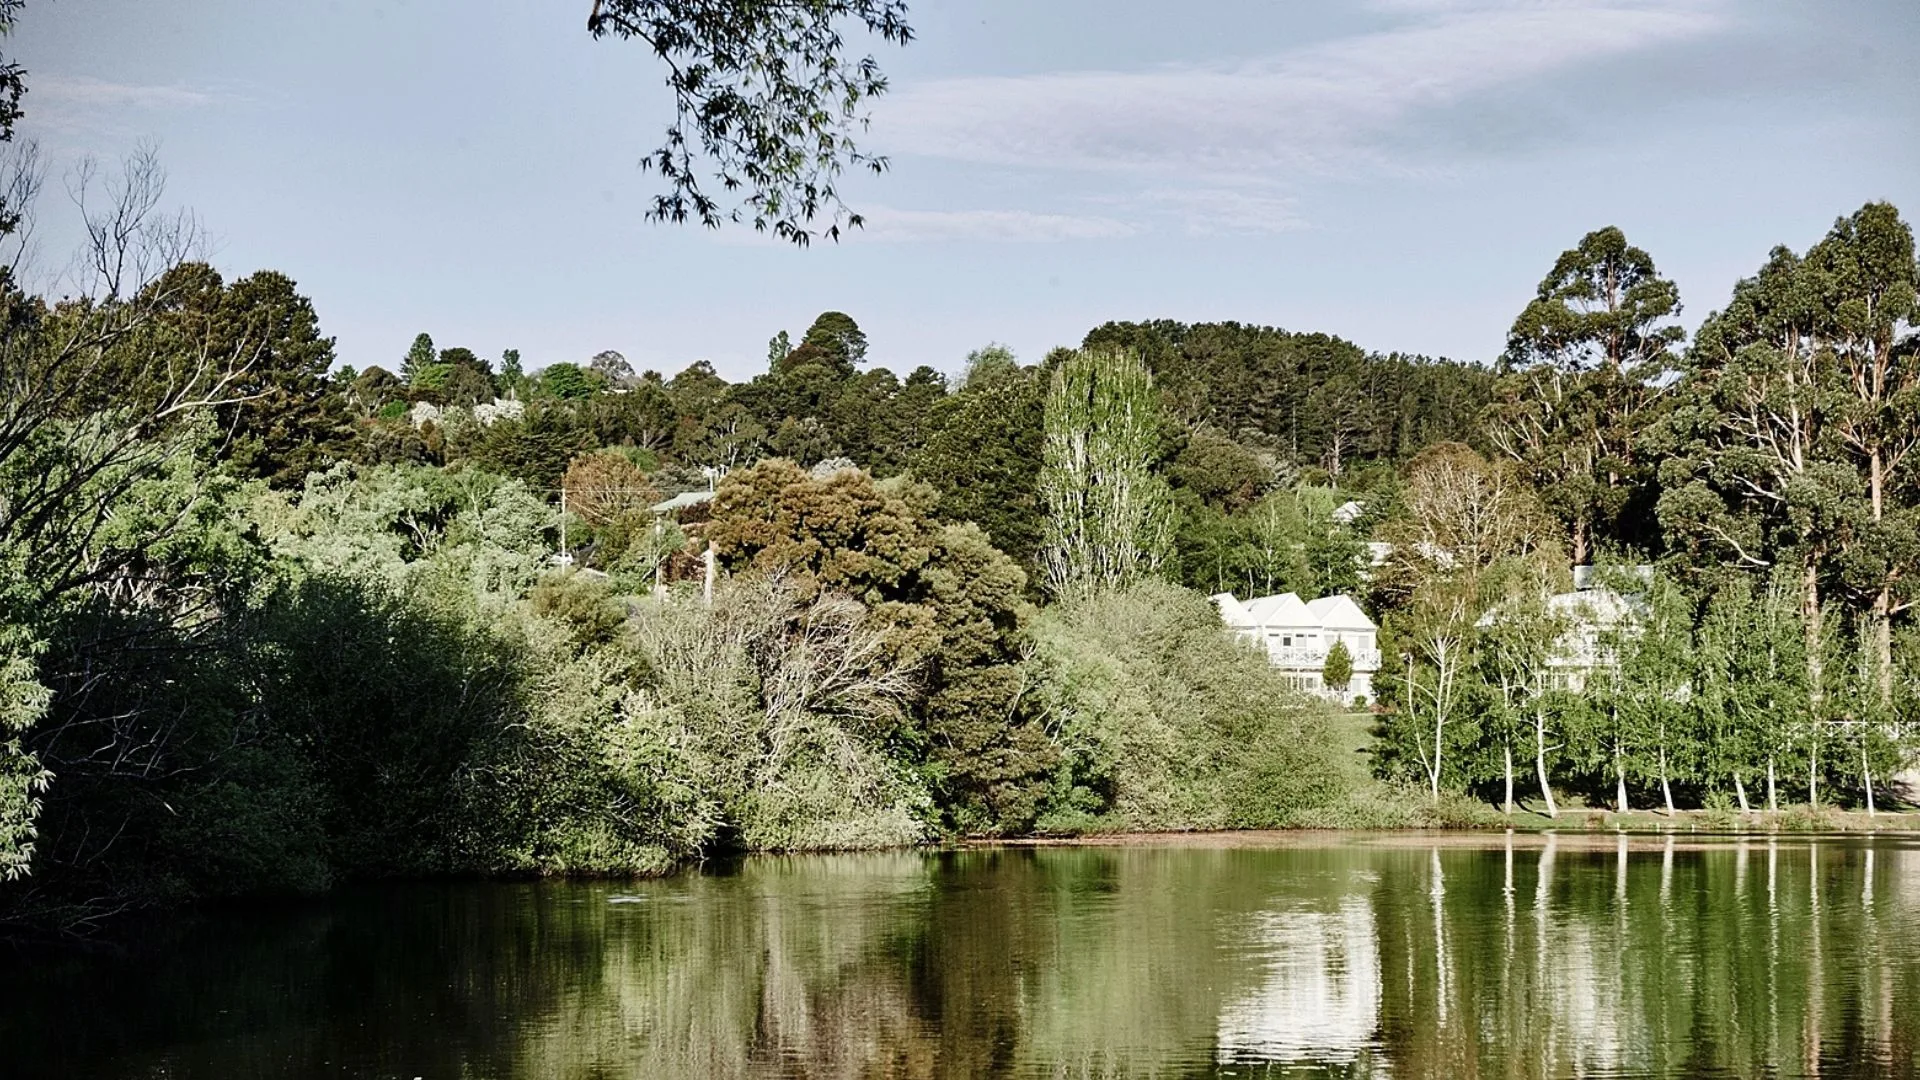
[5,833,1917,1078]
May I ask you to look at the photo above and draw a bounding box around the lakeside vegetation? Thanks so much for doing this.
[0,13,1916,940]
[5,177,1915,934]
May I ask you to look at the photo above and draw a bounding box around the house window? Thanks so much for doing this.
[1281,635,1293,647]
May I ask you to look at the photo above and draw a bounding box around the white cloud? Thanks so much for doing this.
[20,74,230,143]
[873,0,1730,233]
[33,75,219,111]
[849,205,1138,243]
[1127,188,1305,236]
[883,1,1724,177]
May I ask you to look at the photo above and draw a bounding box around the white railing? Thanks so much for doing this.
[1265,645,1381,671]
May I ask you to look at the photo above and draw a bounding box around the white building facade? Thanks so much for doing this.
[1213,591,1381,706]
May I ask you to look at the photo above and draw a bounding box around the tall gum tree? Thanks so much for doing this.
[1809,203,1920,704]
[1487,227,1683,563]
[1654,244,1858,708]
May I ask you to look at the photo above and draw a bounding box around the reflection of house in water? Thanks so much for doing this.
[1215,897,1383,1069]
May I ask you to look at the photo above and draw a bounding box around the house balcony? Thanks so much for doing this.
[1266,645,1382,672]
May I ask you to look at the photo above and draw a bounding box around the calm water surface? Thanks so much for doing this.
[6,833,1920,1078]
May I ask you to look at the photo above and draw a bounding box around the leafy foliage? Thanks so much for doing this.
[585,0,913,245]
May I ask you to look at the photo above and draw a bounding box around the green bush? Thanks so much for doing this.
[1027,581,1348,832]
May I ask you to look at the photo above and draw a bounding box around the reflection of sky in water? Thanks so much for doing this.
[1217,896,1382,1067]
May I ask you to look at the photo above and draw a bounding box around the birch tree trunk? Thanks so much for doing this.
[1534,705,1557,818]
[1804,560,1824,707]
[1808,733,1820,808]
[1614,725,1630,814]
[1862,740,1876,817]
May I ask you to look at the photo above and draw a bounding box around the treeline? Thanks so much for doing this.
[303,316,1492,577]
[1370,207,1920,819]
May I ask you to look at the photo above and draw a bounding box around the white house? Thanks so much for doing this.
[1542,571,1645,692]
[1477,566,1648,693]
[1213,591,1381,705]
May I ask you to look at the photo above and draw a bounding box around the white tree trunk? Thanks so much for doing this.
[1614,738,1630,814]
[1809,735,1820,808]
[1862,741,1876,817]
[1534,706,1557,818]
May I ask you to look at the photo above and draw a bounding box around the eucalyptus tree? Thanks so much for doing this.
[584,0,913,245]
[1487,227,1683,562]
[1039,348,1175,600]
[1656,243,1857,707]
[1806,202,1920,704]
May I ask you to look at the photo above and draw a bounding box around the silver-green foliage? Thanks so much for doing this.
[1027,580,1343,832]
[498,572,928,872]
[1039,348,1174,600]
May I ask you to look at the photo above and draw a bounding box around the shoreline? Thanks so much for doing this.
[966,810,1920,851]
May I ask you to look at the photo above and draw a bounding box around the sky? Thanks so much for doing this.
[11,0,1919,382]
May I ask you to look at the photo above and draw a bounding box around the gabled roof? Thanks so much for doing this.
[1546,587,1643,628]
[1217,591,1377,634]
[1307,594,1376,631]
[1243,592,1316,629]
[1211,593,1257,629]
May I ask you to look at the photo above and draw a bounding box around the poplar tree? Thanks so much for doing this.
[1039,348,1174,600]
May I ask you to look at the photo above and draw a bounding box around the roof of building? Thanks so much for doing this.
[1244,592,1316,628]
[1307,594,1374,630]
[1211,593,1256,629]
[1477,585,1646,630]
[650,489,716,514]
[1224,591,1377,633]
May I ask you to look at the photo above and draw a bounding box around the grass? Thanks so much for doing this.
[1326,710,1379,788]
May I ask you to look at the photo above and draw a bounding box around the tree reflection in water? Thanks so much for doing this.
[5,836,1919,1078]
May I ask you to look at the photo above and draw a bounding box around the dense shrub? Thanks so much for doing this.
[1027,581,1348,833]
